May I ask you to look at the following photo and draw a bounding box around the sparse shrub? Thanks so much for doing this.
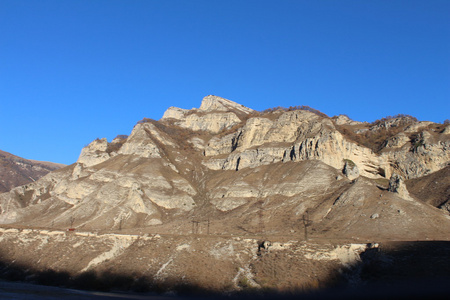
[238,276,250,288]
[335,112,421,154]
[106,136,128,154]
[148,118,209,151]
[261,105,328,118]
[371,114,418,126]
[1,265,27,281]
[96,270,134,291]
[72,270,102,291]
[35,268,70,286]
[131,275,152,292]
[413,140,424,149]
[136,117,154,124]
[343,159,356,168]
[261,106,287,113]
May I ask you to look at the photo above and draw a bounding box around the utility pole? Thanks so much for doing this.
[302,210,312,241]
[257,200,265,234]
[118,217,123,231]
[191,220,200,234]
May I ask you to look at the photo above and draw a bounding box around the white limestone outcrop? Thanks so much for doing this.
[161,95,255,134]
[77,138,111,167]
[118,123,162,158]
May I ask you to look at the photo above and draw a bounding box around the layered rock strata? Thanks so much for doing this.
[0,95,448,235]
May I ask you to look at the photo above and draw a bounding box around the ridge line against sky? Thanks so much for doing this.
[0,0,449,165]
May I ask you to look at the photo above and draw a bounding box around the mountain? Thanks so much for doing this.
[0,95,449,240]
[0,150,65,193]
[0,95,449,295]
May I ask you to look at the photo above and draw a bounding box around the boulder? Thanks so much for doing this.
[388,173,413,200]
[343,159,359,180]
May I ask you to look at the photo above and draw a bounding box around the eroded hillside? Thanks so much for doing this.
[0,95,448,239]
[1,228,449,296]
[0,95,449,295]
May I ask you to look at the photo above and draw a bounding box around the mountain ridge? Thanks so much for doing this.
[0,149,65,193]
[0,95,448,240]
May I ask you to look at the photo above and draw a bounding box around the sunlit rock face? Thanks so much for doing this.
[0,95,449,237]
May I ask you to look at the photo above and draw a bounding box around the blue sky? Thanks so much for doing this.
[1,0,449,165]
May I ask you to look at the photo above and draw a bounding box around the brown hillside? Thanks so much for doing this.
[0,150,65,193]
[407,166,450,209]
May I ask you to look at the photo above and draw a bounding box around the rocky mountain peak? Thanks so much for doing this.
[199,95,255,114]
[160,95,254,134]
[162,95,254,121]
[0,95,449,239]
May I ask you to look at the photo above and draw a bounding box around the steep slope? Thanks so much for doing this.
[0,150,65,193]
[0,95,449,241]
[407,166,450,213]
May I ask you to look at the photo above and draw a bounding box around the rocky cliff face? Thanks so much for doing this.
[162,95,254,134]
[0,95,449,240]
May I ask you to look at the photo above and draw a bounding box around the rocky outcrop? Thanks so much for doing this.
[202,109,449,180]
[388,173,413,200]
[0,168,64,218]
[118,123,163,158]
[404,121,433,133]
[199,95,254,114]
[440,202,450,214]
[333,114,362,126]
[343,159,359,180]
[383,132,410,149]
[181,112,241,133]
[442,125,450,135]
[369,116,417,132]
[162,106,189,120]
[290,129,387,178]
[77,138,111,167]
[204,111,388,178]
[78,122,179,166]
[162,95,255,134]
[0,154,197,229]
[381,131,450,179]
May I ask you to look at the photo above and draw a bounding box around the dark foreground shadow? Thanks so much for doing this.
[331,241,450,300]
[0,241,449,299]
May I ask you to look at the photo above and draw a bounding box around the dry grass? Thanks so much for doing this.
[336,124,411,153]
[261,105,329,119]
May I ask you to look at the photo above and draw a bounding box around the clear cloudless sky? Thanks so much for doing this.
[1,0,449,165]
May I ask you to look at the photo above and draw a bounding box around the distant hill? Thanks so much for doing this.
[0,150,65,193]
